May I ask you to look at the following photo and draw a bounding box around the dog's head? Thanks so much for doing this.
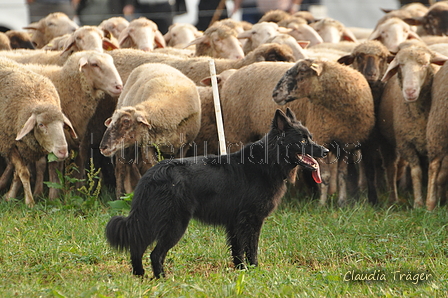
[272,108,329,183]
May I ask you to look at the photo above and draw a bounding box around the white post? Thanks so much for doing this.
[208,59,227,155]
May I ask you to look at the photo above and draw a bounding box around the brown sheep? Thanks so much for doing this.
[99,63,201,197]
[0,57,77,207]
[0,32,11,50]
[218,59,374,207]
[404,1,448,36]
[377,42,448,208]
[186,23,244,60]
[426,61,448,210]
[338,40,393,205]
[5,30,35,49]
[24,12,79,49]
[109,43,295,85]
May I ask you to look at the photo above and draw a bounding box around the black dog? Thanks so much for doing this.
[105,108,329,278]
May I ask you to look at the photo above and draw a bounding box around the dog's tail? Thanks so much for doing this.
[105,215,133,251]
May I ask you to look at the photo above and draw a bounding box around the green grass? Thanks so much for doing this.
[0,192,447,298]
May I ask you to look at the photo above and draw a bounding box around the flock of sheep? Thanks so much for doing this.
[0,1,448,211]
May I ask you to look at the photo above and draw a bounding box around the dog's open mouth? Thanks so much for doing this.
[297,154,322,183]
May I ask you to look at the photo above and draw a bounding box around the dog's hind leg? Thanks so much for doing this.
[226,226,245,269]
[150,218,190,278]
[130,245,146,277]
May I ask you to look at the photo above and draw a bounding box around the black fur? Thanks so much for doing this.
[105,109,328,278]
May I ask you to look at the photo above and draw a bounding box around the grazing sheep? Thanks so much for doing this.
[5,30,34,49]
[377,43,448,207]
[404,1,448,36]
[98,16,130,40]
[0,32,11,50]
[0,57,77,207]
[26,51,123,198]
[118,17,166,51]
[369,17,422,53]
[218,59,374,206]
[99,63,201,197]
[186,23,244,60]
[311,18,358,43]
[238,22,291,54]
[24,12,79,49]
[338,40,393,204]
[109,43,295,84]
[163,23,202,49]
[426,61,448,210]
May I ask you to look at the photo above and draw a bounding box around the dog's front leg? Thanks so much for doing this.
[226,227,245,269]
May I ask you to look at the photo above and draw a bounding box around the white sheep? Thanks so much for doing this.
[311,18,358,43]
[24,12,79,49]
[0,57,77,207]
[163,23,202,49]
[118,17,166,51]
[99,63,201,197]
[186,23,244,60]
[98,16,130,40]
[237,22,291,54]
[369,17,422,53]
[26,51,123,198]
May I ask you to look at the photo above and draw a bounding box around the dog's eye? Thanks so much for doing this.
[301,139,307,144]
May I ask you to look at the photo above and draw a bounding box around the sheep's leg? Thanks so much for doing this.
[33,156,47,197]
[0,160,14,190]
[337,152,348,207]
[48,161,64,200]
[409,162,423,208]
[8,148,34,207]
[427,156,448,211]
[6,172,21,201]
[318,156,332,206]
[328,156,338,195]
[380,142,399,205]
[114,156,125,199]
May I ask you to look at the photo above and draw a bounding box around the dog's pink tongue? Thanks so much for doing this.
[312,162,322,183]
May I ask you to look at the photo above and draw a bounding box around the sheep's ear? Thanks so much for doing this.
[277,27,293,34]
[237,30,253,39]
[118,27,131,47]
[430,52,448,66]
[273,109,289,132]
[102,39,118,51]
[310,61,323,76]
[285,107,297,122]
[154,30,166,48]
[341,28,358,42]
[297,40,310,49]
[63,114,78,139]
[102,29,113,40]
[136,115,151,128]
[337,54,355,65]
[78,56,88,72]
[16,113,37,141]
[407,30,421,40]
[163,30,172,44]
[185,35,208,47]
[403,17,423,26]
[368,28,381,41]
[104,117,112,127]
[61,35,76,55]
[381,58,399,82]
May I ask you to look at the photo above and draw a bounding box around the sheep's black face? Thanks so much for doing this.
[272,59,318,105]
[100,112,137,157]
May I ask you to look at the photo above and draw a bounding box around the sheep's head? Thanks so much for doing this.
[272,59,323,105]
[100,107,151,157]
[381,45,448,102]
[16,106,77,160]
[338,40,392,83]
[76,51,123,98]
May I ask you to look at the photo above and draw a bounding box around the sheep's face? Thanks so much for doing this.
[100,108,150,157]
[272,59,322,105]
[78,52,123,97]
[210,32,244,60]
[353,53,389,83]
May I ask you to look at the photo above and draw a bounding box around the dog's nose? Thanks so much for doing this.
[322,147,329,157]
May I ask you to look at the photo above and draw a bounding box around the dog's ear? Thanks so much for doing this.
[285,108,297,122]
[273,109,290,131]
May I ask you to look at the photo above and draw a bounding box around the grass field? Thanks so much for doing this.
[0,190,447,297]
